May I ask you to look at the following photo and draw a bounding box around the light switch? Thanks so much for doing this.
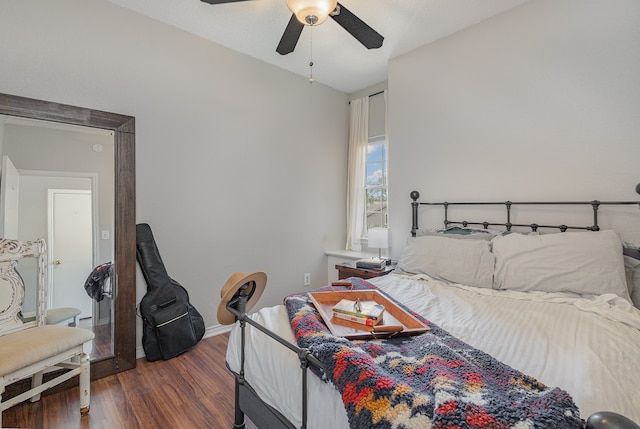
[101,230,110,240]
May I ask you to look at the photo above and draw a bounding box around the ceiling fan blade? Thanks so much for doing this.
[330,3,384,49]
[276,14,304,55]
[200,0,252,4]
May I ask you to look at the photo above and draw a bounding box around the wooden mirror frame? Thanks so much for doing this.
[0,93,136,378]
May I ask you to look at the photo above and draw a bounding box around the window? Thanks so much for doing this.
[364,135,388,230]
[346,91,388,252]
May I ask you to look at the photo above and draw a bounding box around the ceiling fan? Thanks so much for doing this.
[200,0,384,55]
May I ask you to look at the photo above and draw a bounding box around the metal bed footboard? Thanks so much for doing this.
[225,294,323,429]
[226,364,295,429]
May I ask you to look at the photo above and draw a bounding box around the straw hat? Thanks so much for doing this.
[217,271,267,325]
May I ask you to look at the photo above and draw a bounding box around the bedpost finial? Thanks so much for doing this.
[410,191,420,201]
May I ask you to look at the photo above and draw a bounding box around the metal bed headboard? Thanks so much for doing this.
[410,190,640,237]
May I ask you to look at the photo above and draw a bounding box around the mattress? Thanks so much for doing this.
[226,273,640,427]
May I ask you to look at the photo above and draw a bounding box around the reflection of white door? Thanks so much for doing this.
[0,155,20,239]
[48,190,93,319]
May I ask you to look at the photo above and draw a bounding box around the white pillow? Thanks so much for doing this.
[415,229,495,241]
[492,230,630,300]
[396,235,495,288]
[624,255,640,308]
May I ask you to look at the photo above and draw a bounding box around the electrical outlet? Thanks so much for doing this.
[303,273,311,286]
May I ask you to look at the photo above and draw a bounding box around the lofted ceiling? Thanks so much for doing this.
[107,0,529,94]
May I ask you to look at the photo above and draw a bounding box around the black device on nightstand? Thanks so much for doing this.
[335,261,396,280]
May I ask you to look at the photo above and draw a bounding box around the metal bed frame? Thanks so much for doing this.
[225,190,640,429]
[225,287,323,429]
[410,190,640,236]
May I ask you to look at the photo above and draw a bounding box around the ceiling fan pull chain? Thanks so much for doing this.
[309,25,314,84]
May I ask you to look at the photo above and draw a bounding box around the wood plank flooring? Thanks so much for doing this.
[2,333,257,429]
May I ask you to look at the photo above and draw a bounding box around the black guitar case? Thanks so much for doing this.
[136,223,205,361]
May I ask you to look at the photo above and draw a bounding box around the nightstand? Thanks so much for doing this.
[335,262,396,280]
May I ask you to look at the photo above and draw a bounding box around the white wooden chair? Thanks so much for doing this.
[0,238,95,416]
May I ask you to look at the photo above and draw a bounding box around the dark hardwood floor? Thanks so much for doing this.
[2,333,258,429]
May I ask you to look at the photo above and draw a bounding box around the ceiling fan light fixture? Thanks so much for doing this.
[286,0,338,26]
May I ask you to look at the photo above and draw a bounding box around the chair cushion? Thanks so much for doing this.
[0,325,95,375]
[46,307,81,325]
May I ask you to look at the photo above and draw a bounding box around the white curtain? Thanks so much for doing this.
[345,96,369,251]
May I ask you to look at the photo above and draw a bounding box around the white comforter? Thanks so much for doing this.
[226,274,640,428]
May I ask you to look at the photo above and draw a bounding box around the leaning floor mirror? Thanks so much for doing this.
[0,93,136,382]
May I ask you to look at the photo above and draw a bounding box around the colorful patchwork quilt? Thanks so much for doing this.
[284,278,583,429]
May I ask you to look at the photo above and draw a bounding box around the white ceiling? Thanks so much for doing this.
[107,0,529,94]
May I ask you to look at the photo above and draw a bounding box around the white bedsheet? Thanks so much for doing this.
[226,274,640,427]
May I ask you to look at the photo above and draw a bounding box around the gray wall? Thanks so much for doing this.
[0,0,349,348]
[388,0,640,255]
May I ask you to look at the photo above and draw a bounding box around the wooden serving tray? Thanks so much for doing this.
[308,290,430,340]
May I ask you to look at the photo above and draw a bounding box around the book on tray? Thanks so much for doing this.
[355,258,385,270]
[332,298,385,326]
[332,311,382,326]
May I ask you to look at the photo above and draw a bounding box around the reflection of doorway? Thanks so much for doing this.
[48,189,94,320]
